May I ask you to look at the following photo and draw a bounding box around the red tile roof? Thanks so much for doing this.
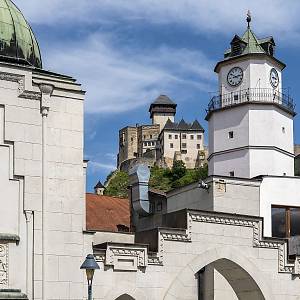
[86,193,130,232]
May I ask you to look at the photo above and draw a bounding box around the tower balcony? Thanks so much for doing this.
[206,88,296,119]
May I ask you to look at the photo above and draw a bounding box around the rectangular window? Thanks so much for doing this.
[272,206,300,238]
[190,135,194,140]
[181,150,187,154]
[182,143,187,148]
[175,135,178,139]
[229,171,234,177]
[168,134,172,139]
[197,144,201,149]
[150,134,153,139]
[197,135,202,140]
[228,131,234,139]
[170,143,173,148]
[182,134,186,139]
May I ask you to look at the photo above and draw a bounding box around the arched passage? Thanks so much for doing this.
[164,246,272,300]
[198,258,264,299]
[116,294,135,300]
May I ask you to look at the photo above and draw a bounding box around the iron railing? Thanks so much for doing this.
[207,88,295,114]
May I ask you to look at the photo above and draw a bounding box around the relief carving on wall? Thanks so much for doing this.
[0,243,8,286]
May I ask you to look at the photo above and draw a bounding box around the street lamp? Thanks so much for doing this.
[80,254,100,300]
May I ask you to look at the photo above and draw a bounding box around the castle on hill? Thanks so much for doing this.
[117,95,207,171]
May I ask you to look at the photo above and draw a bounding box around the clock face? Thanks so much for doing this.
[227,67,243,87]
[270,68,279,88]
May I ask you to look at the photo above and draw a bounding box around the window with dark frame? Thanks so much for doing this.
[228,131,234,139]
[168,134,172,139]
[229,171,234,177]
[182,134,186,139]
[272,206,300,238]
[197,135,202,140]
[182,143,187,148]
[170,143,173,148]
[190,135,194,140]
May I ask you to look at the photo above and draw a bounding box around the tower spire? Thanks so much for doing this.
[246,10,251,28]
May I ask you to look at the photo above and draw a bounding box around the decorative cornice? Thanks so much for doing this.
[208,145,294,161]
[0,72,41,101]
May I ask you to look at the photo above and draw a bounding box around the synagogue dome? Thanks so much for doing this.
[0,0,42,68]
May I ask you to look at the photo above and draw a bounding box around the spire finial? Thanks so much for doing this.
[246,10,251,28]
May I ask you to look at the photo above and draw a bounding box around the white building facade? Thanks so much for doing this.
[1,5,300,300]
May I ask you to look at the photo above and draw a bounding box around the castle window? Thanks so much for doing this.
[168,134,172,139]
[190,135,194,140]
[181,150,187,154]
[229,171,234,177]
[175,135,178,139]
[170,143,173,148]
[150,134,153,139]
[272,206,300,238]
[228,131,234,139]
[282,127,286,133]
[131,137,134,142]
[182,143,187,148]
[197,144,201,149]
[182,134,186,139]
[143,135,146,139]
[197,135,202,140]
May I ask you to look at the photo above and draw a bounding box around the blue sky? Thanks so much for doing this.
[14,0,300,192]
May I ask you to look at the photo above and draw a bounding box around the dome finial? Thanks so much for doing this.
[246,10,252,28]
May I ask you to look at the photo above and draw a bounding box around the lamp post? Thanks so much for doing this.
[80,254,100,300]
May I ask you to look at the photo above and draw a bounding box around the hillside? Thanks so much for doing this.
[104,161,208,198]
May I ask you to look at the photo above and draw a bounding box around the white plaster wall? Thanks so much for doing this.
[260,176,300,237]
[249,106,294,154]
[249,149,294,177]
[208,106,249,154]
[209,149,250,178]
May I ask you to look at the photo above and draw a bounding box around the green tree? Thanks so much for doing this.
[104,171,129,198]
[171,160,187,181]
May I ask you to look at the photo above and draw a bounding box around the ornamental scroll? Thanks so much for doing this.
[0,244,8,286]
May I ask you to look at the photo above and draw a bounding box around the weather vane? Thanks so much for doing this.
[246,10,252,28]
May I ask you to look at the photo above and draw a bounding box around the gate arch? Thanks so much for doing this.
[164,246,272,299]
[104,283,149,300]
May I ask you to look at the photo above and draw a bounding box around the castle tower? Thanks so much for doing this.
[206,13,296,178]
[149,95,177,131]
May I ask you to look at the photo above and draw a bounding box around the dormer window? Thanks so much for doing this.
[232,42,242,56]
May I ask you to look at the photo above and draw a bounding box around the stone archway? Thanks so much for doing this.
[116,294,135,300]
[164,246,272,300]
[199,258,264,299]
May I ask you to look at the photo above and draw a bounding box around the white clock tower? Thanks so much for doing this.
[207,13,296,178]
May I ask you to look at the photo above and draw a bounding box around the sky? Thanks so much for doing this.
[14,0,300,192]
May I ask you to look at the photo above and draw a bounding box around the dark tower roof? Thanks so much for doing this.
[216,14,285,72]
[149,95,177,118]
[94,181,105,189]
[0,0,42,68]
[162,118,205,132]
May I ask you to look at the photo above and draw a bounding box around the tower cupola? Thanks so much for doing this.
[149,95,177,131]
[0,0,42,68]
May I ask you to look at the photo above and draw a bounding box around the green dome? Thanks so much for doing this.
[0,0,42,68]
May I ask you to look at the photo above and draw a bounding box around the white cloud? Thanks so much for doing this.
[43,33,214,114]
[89,161,116,173]
[14,0,300,41]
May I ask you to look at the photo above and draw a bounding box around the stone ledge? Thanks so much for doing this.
[0,233,20,244]
[0,289,28,299]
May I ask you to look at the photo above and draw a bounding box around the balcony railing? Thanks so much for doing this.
[207,88,295,114]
